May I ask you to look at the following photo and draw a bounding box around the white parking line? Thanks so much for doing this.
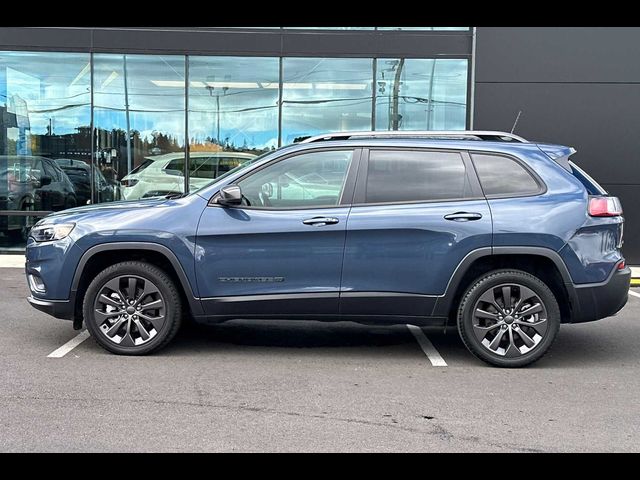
[629,290,640,299]
[47,330,90,358]
[406,324,448,367]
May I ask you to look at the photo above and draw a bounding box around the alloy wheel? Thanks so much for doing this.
[472,283,549,357]
[93,275,166,347]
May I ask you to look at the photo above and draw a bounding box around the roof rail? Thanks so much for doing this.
[300,130,528,144]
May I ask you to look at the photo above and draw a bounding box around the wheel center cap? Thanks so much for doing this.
[126,306,136,315]
[504,316,515,325]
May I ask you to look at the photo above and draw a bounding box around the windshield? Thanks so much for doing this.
[189,152,271,194]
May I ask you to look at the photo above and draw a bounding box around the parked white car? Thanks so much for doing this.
[120,152,257,200]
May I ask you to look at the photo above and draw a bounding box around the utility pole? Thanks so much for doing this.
[426,59,437,130]
[391,59,405,131]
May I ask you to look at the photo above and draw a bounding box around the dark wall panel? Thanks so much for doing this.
[475,27,640,263]
[476,27,640,83]
[0,27,471,58]
[0,27,92,51]
[474,82,640,185]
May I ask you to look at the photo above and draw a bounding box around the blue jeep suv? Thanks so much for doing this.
[25,131,630,367]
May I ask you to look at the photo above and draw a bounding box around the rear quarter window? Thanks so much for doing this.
[472,153,541,197]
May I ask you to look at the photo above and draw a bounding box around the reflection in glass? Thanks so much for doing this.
[375,59,468,131]
[0,51,91,250]
[188,56,279,154]
[281,58,373,145]
[1,49,471,252]
[93,54,186,200]
[237,150,354,209]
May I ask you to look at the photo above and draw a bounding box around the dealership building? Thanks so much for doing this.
[1,27,638,262]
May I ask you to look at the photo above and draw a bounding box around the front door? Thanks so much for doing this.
[196,148,359,317]
[341,148,492,317]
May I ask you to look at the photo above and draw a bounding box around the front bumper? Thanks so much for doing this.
[569,266,631,323]
[27,296,74,321]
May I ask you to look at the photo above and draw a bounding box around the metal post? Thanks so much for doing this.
[371,58,377,131]
[123,54,132,176]
[277,57,283,147]
[469,27,477,130]
[184,56,190,195]
[89,54,95,205]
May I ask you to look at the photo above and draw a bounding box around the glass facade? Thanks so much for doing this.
[0,45,469,251]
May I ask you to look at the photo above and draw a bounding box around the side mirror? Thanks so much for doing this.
[216,185,242,206]
[40,176,52,187]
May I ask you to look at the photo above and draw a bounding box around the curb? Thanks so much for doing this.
[630,267,640,287]
[0,255,25,269]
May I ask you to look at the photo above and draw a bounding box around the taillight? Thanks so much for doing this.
[588,196,623,217]
[121,179,138,188]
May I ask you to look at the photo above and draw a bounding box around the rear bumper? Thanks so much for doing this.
[569,266,631,323]
[27,296,74,321]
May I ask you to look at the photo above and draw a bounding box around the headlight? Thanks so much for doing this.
[30,223,76,242]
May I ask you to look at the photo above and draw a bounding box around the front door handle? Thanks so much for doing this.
[303,217,340,227]
[444,212,483,222]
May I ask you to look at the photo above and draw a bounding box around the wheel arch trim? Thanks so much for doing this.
[433,246,576,317]
[71,242,203,316]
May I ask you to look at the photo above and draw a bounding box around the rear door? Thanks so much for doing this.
[341,148,492,317]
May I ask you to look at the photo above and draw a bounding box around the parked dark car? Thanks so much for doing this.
[55,159,120,205]
[25,131,630,367]
[0,155,77,241]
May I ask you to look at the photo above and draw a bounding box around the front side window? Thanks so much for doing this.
[472,153,541,197]
[237,150,353,209]
[364,150,471,204]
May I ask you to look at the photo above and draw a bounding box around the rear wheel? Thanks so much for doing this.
[83,261,182,355]
[457,269,560,368]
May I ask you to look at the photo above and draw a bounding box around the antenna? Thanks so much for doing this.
[510,110,523,134]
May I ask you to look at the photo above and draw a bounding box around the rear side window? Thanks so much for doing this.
[472,153,541,197]
[364,150,472,204]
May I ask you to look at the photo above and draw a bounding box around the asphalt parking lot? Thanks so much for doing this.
[1,267,639,452]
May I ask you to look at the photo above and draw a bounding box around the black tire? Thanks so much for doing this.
[83,261,182,355]
[457,269,560,368]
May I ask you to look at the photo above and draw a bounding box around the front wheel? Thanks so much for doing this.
[457,270,560,368]
[83,261,183,355]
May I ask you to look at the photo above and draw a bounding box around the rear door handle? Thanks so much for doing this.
[303,217,340,227]
[444,212,483,222]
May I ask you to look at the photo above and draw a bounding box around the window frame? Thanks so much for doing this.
[209,147,362,211]
[352,147,484,207]
[469,151,547,200]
